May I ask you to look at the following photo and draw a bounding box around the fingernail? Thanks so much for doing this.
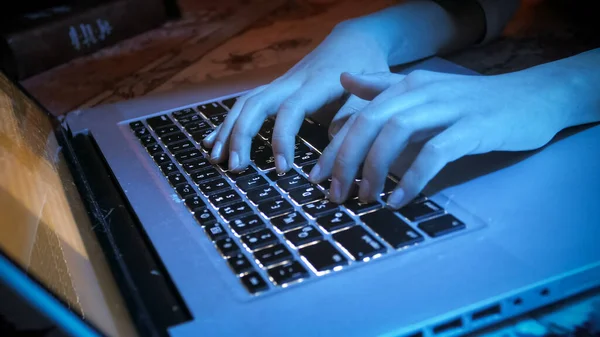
[359,179,370,202]
[229,151,240,171]
[387,188,405,209]
[275,154,288,173]
[330,178,342,203]
[309,163,321,182]
[211,141,222,161]
[203,130,217,145]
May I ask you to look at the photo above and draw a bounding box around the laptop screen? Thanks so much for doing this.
[0,72,138,337]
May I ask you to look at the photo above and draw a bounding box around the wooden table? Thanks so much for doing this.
[18,0,600,336]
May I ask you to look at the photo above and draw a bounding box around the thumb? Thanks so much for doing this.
[340,71,405,100]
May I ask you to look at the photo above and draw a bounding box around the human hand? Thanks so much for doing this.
[202,24,390,173]
[309,67,573,209]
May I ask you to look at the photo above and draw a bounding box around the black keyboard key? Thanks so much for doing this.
[129,120,144,130]
[175,183,196,198]
[199,178,229,195]
[194,208,217,226]
[146,143,163,155]
[139,134,156,146]
[240,271,268,294]
[241,228,278,251]
[190,167,220,184]
[361,209,423,249]
[159,161,178,175]
[222,97,238,109]
[184,195,206,211]
[258,198,294,218]
[246,186,280,205]
[167,140,195,154]
[209,114,227,126]
[161,132,187,145]
[254,153,276,171]
[182,158,211,174]
[254,244,292,267]
[298,120,330,152]
[266,169,298,182]
[399,199,444,222]
[250,139,270,159]
[229,214,265,236]
[168,172,187,186]
[204,222,227,241]
[155,124,180,137]
[219,201,253,221]
[418,214,465,238]
[382,177,397,194]
[184,120,210,133]
[271,212,308,232]
[191,129,214,143]
[197,102,227,117]
[146,115,173,130]
[302,199,338,218]
[152,152,171,165]
[289,185,324,205]
[225,166,258,181]
[134,126,151,138]
[344,199,381,215]
[174,149,203,163]
[267,261,308,285]
[171,108,195,119]
[215,236,239,257]
[333,226,386,260]
[301,163,315,176]
[209,189,241,208]
[285,225,322,247]
[317,210,354,233]
[294,151,318,166]
[299,241,348,272]
[294,142,312,156]
[277,175,310,192]
[258,119,275,140]
[176,114,204,126]
[227,253,253,274]
[319,179,332,191]
[236,175,268,192]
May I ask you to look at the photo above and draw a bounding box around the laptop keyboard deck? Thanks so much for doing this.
[128,96,467,295]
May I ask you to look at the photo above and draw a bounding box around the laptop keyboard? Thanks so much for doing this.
[128,97,467,295]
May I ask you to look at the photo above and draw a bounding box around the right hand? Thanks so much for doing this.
[202,23,391,173]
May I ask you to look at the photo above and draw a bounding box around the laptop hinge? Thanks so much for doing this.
[56,127,192,337]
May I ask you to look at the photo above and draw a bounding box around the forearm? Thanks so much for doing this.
[334,0,487,66]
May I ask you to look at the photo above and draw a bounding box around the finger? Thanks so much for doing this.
[328,94,368,139]
[340,72,405,100]
[210,85,267,162]
[359,103,459,202]
[328,89,428,203]
[226,82,300,171]
[271,79,342,173]
[202,124,221,148]
[308,113,358,184]
[386,118,482,209]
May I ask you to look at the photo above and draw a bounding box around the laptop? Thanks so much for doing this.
[1,56,599,337]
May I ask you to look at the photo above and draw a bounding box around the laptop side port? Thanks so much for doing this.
[471,304,501,321]
[432,317,463,335]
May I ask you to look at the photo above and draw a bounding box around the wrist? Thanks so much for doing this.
[330,18,395,61]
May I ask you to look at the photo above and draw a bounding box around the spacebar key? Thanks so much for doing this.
[361,209,424,249]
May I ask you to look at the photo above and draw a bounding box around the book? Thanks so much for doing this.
[0,0,175,80]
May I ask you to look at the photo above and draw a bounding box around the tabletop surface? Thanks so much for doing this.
[16,0,600,336]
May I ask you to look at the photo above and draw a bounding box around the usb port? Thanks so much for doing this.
[433,318,463,334]
[471,304,501,321]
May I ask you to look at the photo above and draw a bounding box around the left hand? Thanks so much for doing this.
[308,67,574,209]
